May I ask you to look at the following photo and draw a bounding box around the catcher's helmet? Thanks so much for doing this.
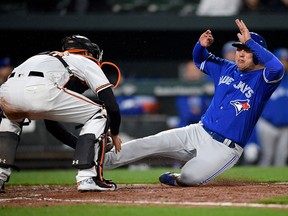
[232,32,267,49]
[61,35,103,61]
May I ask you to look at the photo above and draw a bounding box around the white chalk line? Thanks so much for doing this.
[1,197,288,209]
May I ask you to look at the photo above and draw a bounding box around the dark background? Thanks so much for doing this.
[1,29,287,63]
[0,13,287,78]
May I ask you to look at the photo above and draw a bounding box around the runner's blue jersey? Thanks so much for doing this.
[193,39,284,147]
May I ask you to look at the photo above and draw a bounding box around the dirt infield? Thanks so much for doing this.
[1,182,288,208]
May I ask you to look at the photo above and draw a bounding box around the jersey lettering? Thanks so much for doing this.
[219,76,234,85]
[218,76,254,98]
[233,81,254,98]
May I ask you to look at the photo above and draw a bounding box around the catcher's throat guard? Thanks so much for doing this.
[100,62,121,88]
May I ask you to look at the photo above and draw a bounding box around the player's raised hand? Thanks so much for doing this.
[235,19,251,44]
[199,30,214,47]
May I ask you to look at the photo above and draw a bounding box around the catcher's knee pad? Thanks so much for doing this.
[0,132,20,168]
[0,118,23,135]
[72,134,96,169]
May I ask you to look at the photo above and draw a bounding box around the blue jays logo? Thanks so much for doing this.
[230,99,251,116]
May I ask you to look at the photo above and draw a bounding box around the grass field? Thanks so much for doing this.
[1,166,288,215]
[6,166,288,185]
[2,205,288,216]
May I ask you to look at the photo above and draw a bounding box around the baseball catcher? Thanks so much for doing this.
[0,34,122,193]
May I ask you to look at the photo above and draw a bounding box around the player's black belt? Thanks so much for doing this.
[9,71,44,78]
[202,126,236,148]
[28,71,44,77]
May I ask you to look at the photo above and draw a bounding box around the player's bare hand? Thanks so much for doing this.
[235,19,251,44]
[110,134,122,153]
[199,30,214,47]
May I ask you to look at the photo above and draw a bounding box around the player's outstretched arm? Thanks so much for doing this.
[193,30,213,67]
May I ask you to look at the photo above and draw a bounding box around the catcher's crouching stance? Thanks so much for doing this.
[72,117,117,191]
[0,35,122,193]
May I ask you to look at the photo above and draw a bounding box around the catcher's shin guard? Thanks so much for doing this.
[72,134,96,169]
[0,132,20,168]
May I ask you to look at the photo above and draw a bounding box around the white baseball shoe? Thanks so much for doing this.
[77,177,117,192]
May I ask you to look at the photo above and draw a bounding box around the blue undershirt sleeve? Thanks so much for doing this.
[192,41,210,66]
[245,39,284,82]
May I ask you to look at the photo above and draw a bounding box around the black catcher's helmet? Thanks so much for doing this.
[61,35,103,61]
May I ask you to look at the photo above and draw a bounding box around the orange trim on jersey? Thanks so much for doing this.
[100,62,121,88]
[96,83,112,93]
[57,86,103,108]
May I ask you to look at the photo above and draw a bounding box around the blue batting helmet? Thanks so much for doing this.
[232,32,267,65]
[232,32,267,49]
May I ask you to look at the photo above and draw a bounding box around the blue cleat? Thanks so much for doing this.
[159,172,180,186]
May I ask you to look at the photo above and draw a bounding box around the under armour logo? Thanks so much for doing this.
[72,160,79,165]
[0,158,6,164]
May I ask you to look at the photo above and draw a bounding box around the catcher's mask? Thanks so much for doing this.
[61,35,103,62]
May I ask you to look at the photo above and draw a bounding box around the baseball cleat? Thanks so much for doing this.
[159,172,180,186]
[0,179,5,193]
[77,177,117,192]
